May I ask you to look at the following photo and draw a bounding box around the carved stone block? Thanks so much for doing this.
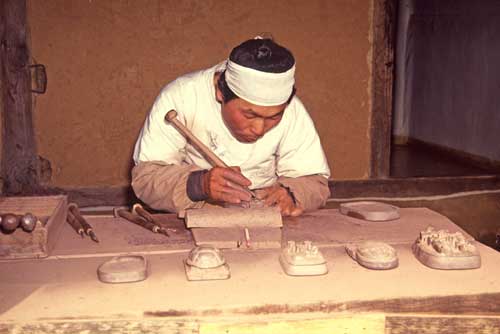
[413,226,481,270]
[279,240,328,276]
[345,241,398,270]
[184,245,230,281]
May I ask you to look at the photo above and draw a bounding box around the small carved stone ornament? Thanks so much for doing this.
[412,226,481,270]
[184,245,230,281]
[345,241,399,270]
[279,240,328,276]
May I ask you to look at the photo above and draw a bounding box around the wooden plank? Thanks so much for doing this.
[0,0,39,195]
[0,320,199,334]
[37,186,138,208]
[1,314,499,334]
[200,314,385,334]
[386,315,500,334]
[369,0,397,178]
[330,175,500,199]
[232,293,500,316]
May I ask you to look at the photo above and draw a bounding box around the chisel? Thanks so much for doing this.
[68,203,99,243]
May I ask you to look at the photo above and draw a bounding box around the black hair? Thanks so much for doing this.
[217,38,296,103]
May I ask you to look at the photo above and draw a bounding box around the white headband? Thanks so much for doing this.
[225,60,295,106]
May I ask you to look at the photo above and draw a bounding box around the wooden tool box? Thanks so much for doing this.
[0,195,67,259]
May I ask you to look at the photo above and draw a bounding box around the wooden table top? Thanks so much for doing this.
[1,208,499,330]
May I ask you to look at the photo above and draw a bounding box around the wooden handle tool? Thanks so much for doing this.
[132,203,169,237]
[165,109,255,198]
[165,109,229,168]
[114,208,161,235]
[68,203,99,243]
[66,210,85,238]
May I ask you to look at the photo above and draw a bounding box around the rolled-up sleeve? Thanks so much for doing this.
[278,175,330,212]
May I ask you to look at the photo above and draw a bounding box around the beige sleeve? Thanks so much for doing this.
[277,174,331,212]
[131,161,205,213]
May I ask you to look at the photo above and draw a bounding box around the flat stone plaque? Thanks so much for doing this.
[97,255,148,283]
[340,201,400,221]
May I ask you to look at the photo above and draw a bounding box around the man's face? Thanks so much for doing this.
[216,87,287,143]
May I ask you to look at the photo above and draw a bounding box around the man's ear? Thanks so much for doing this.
[215,85,224,103]
[214,73,224,103]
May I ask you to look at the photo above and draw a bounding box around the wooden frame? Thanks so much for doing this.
[1,293,499,333]
[0,0,39,194]
[370,0,398,178]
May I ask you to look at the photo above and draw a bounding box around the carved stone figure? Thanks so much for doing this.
[413,226,481,269]
[279,240,328,276]
[345,241,398,270]
[184,245,230,281]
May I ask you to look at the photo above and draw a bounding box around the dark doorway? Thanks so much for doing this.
[391,0,500,178]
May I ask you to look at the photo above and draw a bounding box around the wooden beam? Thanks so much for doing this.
[0,0,38,195]
[38,175,500,208]
[370,0,397,178]
[386,315,500,334]
[330,175,500,199]
[230,293,500,316]
[39,185,139,207]
[1,314,499,334]
[0,320,199,334]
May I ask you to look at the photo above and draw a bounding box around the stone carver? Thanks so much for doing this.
[132,37,330,216]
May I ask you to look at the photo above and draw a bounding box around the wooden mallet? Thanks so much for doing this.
[165,110,228,168]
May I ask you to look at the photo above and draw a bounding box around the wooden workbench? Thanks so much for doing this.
[1,208,499,333]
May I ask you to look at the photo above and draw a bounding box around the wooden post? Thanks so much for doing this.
[0,0,39,194]
[370,0,397,178]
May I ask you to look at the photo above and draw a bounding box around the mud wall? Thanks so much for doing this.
[27,0,373,187]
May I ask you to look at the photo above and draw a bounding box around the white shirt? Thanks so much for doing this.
[133,62,330,190]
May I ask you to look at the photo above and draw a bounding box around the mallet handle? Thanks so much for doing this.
[165,109,256,199]
[165,110,228,168]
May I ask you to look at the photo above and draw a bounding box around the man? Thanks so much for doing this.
[132,37,330,217]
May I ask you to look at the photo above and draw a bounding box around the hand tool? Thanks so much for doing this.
[66,209,85,238]
[114,207,167,235]
[68,203,99,243]
[164,109,256,199]
[132,203,169,236]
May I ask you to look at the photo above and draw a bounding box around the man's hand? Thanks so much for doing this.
[202,166,253,204]
[257,183,304,217]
